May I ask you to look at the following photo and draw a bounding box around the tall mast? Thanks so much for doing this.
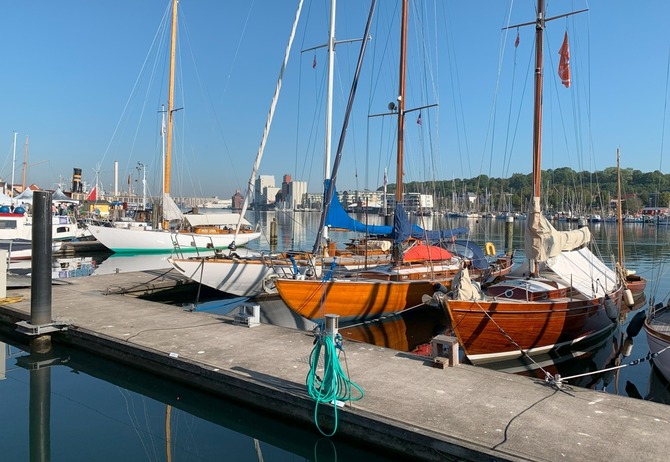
[532,0,545,200]
[164,0,177,197]
[11,131,17,198]
[22,135,28,190]
[616,148,624,267]
[395,0,408,203]
[322,0,337,243]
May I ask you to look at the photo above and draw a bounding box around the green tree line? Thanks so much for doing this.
[384,167,670,213]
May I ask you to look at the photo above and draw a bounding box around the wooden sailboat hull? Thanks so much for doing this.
[275,258,512,322]
[275,277,441,322]
[443,291,622,365]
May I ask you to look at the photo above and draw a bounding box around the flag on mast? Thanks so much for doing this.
[558,31,571,88]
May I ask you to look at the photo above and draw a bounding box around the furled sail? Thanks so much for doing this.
[524,196,590,262]
[162,193,184,221]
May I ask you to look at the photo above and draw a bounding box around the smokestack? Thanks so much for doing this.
[72,168,82,193]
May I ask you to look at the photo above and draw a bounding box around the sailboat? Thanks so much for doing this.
[86,0,261,255]
[644,302,670,382]
[615,148,646,303]
[273,0,513,323]
[167,0,401,297]
[439,0,623,365]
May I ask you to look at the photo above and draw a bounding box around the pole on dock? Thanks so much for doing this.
[16,191,68,347]
[32,191,52,327]
[0,249,7,300]
[269,217,278,247]
[505,216,514,257]
[325,313,339,341]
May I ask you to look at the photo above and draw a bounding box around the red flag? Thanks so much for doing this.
[312,54,317,69]
[87,186,97,201]
[558,31,571,88]
[416,113,422,125]
[514,31,520,48]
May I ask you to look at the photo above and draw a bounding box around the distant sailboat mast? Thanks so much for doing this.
[22,135,28,191]
[11,131,17,198]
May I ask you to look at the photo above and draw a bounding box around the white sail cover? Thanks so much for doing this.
[525,196,591,262]
[184,213,251,227]
[163,193,184,221]
[546,247,618,297]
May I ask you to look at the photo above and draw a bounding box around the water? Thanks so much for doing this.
[2,211,669,460]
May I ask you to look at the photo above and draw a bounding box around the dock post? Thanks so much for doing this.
[16,191,68,348]
[0,249,7,299]
[269,218,278,246]
[325,314,339,341]
[505,216,514,257]
[31,191,53,351]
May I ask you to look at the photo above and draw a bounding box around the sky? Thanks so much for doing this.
[1,0,669,200]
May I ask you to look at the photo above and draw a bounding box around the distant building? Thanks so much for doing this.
[289,180,307,210]
[231,190,244,210]
[254,175,275,209]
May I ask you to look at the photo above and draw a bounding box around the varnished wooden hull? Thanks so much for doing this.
[444,292,621,365]
[274,258,513,322]
[275,278,440,322]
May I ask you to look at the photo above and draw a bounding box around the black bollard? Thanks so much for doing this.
[31,191,53,328]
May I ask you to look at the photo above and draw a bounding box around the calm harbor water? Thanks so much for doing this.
[2,211,670,460]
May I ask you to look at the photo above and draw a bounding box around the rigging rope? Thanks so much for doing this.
[306,333,364,437]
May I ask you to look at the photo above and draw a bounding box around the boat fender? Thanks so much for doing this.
[624,288,635,308]
[626,310,646,338]
[434,282,448,294]
[604,294,618,321]
[484,242,496,256]
[621,336,634,358]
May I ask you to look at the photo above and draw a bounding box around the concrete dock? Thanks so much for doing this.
[1,269,669,461]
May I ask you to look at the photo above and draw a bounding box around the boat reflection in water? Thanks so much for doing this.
[337,305,659,398]
[339,306,450,354]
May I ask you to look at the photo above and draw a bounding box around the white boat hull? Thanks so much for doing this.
[86,224,261,254]
[168,257,280,296]
[644,308,670,382]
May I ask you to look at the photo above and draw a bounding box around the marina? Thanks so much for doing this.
[1,267,669,461]
[2,1,670,459]
[1,209,670,461]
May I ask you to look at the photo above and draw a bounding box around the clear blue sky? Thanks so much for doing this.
[1,0,669,199]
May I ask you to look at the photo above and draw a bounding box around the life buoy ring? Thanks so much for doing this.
[485,242,496,256]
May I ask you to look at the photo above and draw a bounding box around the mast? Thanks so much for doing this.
[164,0,177,198]
[22,136,28,190]
[161,0,177,229]
[616,148,624,267]
[323,0,336,243]
[532,0,545,201]
[231,0,304,247]
[11,131,17,198]
[396,0,408,203]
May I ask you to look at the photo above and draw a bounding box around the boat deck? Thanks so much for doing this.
[649,306,670,334]
[1,270,668,462]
